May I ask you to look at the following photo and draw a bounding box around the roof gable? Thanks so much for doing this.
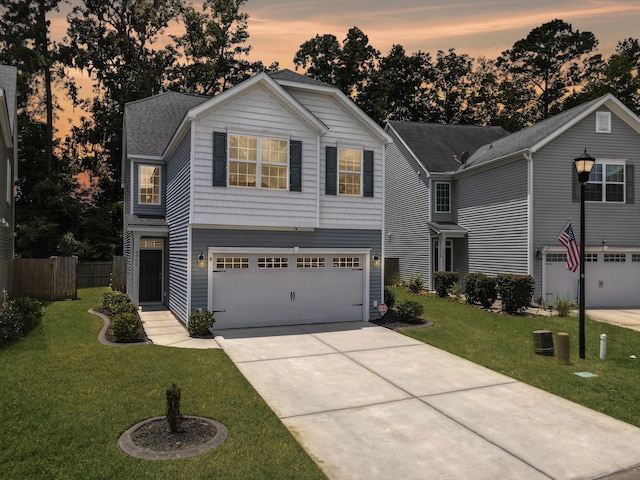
[464,94,640,169]
[387,122,509,173]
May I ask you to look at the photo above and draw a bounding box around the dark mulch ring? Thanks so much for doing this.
[119,416,228,460]
[371,309,434,331]
[132,417,217,451]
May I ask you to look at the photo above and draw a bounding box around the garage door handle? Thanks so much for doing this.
[211,309,226,313]
[212,270,226,273]
[290,291,296,301]
[353,303,363,306]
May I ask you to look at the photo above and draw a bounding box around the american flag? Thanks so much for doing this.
[558,223,580,272]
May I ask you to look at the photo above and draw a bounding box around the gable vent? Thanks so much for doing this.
[596,111,611,133]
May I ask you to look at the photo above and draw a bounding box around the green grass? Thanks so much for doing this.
[0,288,326,480]
[392,287,640,428]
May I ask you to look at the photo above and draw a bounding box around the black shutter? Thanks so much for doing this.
[363,150,374,197]
[289,140,302,192]
[213,132,227,187]
[627,164,635,204]
[326,146,337,195]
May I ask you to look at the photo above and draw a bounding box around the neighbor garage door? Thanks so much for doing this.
[209,253,365,329]
[544,251,640,307]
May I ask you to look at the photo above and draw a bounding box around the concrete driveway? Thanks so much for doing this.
[214,321,640,480]
[587,309,640,332]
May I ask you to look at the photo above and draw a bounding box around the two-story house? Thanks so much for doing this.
[386,94,640,308]
[123,70,392,329]
[0,66,17,297]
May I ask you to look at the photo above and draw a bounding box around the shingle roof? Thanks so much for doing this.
[125,91,209,157]
[463,96,604,169]
[388,121,509,172]
[269,69,333,88]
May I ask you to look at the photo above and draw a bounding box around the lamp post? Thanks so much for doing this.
[574,149,595,359]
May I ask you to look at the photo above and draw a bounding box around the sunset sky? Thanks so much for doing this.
[50,0,640,133]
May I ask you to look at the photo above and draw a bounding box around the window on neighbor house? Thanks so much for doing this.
[228,134,288,190]
[139,165,161,205]
[338,148,362,196]
[585,162,625,203]
[435,182,451,213]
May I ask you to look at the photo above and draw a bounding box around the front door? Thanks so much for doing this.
[433,239,453,271]
[140,250,163,302]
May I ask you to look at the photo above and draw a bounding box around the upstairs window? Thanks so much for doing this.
[435,182,451,213]
[139,165,161,205]
[585,162,625,203]
[338,148,362,196]
[228,134,288,190]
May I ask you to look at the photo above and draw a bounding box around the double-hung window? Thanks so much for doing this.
[228,134,288,190]
[435,182,451,213]
[338,148,362,196]
[585,161,625,202]
[139,165,161,205]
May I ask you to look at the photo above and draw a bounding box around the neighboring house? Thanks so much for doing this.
[0,66,17,298]
[123,70,392,328]
[386,94,640,308]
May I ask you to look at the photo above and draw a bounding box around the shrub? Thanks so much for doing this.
[111,312,144,342]
[387,272,403,287]
[396,300,424,323]
[552,294,576,317]
[465,273,496,308]
[187,309,215,337]
[0,297,45,347]
[407,273,424,294]
[433,271,458,298]
[102,290,137,316]
[496,274,535,314]
[450,282,464,302]
[166,384,182,433]
[384,287,396,310]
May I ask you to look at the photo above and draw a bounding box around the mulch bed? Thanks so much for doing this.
[91,307,150,346]
[131,417,218,452]
[371,309,434,331]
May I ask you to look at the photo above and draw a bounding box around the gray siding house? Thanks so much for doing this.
[123,70,392,328]
[386,94,640,308]
[0,66,17,297]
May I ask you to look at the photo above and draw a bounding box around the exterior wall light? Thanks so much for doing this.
[197,252,206,269]
[372,255,381,267]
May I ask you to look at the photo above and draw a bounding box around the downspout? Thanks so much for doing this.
[523,151,534,276]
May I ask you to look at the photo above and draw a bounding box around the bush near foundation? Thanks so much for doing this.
[496,274,534,314]
[384,287,396,310]
[102,290,138,316]
[111,312,144,342]
[465,273,497,308]
[0,297,45,347]
[433,271,459,298]
[396,300,424,323]
[187,310,215,337]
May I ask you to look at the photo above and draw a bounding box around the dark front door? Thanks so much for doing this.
[140,250,163,302]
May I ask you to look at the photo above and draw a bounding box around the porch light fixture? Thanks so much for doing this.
[197,252,206,269]
[372,255,381,268]
[574,148,595,359]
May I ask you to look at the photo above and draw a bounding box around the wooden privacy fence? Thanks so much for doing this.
[77,257,126,290]
[13,256,127,301]
[14,256,78,301]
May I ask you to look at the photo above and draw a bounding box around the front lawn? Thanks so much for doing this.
[0,288,326,480]
[391,287,640,428]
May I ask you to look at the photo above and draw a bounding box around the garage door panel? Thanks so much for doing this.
[210,254,365,329]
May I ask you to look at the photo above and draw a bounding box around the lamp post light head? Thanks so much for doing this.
[574,149,595,185]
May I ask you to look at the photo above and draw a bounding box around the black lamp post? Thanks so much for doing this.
[574,149,595,359]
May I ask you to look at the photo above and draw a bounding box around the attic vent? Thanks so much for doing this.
[596,111,611,133]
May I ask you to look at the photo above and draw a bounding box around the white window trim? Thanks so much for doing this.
[228,133,289,190]
[338,147,363,196]
[138,164,162,206]
[435,182,451,213]
[586,159,626,203]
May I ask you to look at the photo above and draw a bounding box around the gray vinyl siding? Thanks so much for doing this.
[456,158,529,278]
[190,228,382,322]
[132,161,166,216]
[532,108,640,299]
[385,134,431,286]
[0,145,12,294]
[166,134,191,321]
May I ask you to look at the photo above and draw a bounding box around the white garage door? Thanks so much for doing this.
[544,251,640,307]
[209,253,366,329]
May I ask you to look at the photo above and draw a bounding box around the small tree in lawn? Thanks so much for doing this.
[166,384,182,433]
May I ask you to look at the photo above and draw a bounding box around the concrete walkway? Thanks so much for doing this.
[140,310,640,479]
[587,309,640,333]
